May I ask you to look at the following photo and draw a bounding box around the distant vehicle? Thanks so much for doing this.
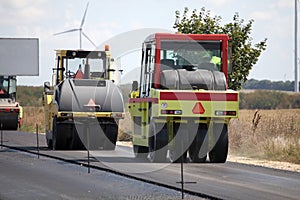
[43,47,124,150]
[0,76,22,130]
[129,33,239,163]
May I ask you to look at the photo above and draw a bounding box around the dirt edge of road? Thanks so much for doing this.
[117,141,300,173]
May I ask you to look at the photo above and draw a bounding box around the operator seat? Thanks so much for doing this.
[160,59,175,70]
[198,62,218,71]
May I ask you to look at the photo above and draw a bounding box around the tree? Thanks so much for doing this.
[174,7,267,90]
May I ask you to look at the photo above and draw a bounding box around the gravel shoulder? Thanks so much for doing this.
[117,141,300,173]
[227,155,300,173]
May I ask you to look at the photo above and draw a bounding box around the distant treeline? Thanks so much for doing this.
[240,90,300,109]
[242,79,300,91]
[16,85,300,110]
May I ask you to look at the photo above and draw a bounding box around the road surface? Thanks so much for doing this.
[1,130,300,200]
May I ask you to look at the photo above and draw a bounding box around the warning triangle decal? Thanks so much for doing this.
[85,98,96,106]
[192,102,205,114]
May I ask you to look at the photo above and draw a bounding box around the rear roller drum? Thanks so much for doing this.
[189,124,208,163]
[169,123,188,163]
[209,123,228,163]
[148,121,168,163]
[169,151,187,163]
[133,145,148,159]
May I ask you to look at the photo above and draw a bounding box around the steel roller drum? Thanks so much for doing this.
[54,79,124,112]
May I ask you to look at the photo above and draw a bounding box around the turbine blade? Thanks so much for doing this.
[82,31,97,48]
[53,29,79,35]
[80,2,89,28]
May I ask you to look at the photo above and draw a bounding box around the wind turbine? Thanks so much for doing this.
[54,2,96,49]
[294,0,299,92]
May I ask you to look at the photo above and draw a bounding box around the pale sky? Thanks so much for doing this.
[0,0,299,85]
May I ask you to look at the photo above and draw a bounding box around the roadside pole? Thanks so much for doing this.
[87,125,90,174]
[36,124,40,159]
[176,141,196,199]
[1,121,3,148]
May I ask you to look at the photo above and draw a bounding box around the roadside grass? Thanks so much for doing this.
[21,107,300,164]
[20,107,45,133]
[229,109,300,164]
[118,112,132,141]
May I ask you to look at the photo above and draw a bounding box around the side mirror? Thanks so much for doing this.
[132,81,138,91]
[44,81,51,93]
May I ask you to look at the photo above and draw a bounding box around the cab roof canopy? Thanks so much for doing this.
[145,33,229,42]
[55,50,106,59]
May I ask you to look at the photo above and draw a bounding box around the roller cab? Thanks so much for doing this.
[129,33,239,163]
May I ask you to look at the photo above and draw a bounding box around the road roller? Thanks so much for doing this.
[43,47,124,150]
[129,33,239,163]
[0,76,22,130]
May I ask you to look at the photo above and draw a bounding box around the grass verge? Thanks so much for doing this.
[229,109,300,164]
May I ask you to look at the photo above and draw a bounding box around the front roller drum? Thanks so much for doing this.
[75,123,106,150]
[0,113,18,130]
[69,124,85,150]
[76,122,119,151]
[103,123,119,150]
[52,116,68,150]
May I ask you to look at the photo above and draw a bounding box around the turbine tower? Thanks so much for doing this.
[54,2,96,49]
[295,0,299,92]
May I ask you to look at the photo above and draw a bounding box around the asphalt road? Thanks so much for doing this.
[1,130,300,200]
[0,147,201,200]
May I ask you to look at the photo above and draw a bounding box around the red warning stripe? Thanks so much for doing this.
[160,92,238,101]
[0,108,19,113]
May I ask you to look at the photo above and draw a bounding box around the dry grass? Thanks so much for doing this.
[229,110,300,164]
[21,107,300,164]
[20,106,45,133]
[118,112,132,141]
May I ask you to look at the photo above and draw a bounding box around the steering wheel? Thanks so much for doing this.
[66,70,75,78]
